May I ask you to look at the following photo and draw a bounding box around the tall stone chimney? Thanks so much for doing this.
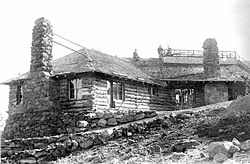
[30,17,53,74]
[23,17,55,111]
[202,38,220,77]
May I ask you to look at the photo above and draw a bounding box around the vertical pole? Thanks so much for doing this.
[110,81,114,108]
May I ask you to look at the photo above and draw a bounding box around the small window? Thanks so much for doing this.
[16,86,22,105]
[113,82,125,101]
[68,79,82,99]
[175,89,194,104]
[148,87,158,96]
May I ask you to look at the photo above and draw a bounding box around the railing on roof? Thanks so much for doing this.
[162,49,237,59]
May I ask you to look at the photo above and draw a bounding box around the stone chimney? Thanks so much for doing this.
[202,38,220,77]
[23,17,55,111]
[30,17,53,74]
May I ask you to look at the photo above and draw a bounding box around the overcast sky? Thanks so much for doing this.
[0,0,249,113]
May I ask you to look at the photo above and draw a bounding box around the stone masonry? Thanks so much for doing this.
[204,82,228,105]
[202,38,220,77]
[30,17,53,73]
[24,17,55,111]
[1,18,58,140]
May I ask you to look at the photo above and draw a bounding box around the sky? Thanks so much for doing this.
[0,0,249,114]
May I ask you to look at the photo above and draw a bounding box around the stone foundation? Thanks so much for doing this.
[1,111,158,163]
[2,109,157,140]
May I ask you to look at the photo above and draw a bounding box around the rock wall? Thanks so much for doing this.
[2,108,156,140]
[204,82,228,105]
[1,110,158,163]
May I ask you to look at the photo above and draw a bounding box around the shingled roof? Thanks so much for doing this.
[3,49,250,85]
[52,48,156,83]
[162,65,250,82]
[127,58,250,82]
[2,49,156,85]
[126,58,204,79]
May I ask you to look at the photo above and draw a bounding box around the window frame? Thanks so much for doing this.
[68,78,83,100]
[148,86,158,96]
[175,88,195,104]
[112,81,125,101]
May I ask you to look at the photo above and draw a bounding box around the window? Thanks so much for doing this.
[16,86,22,105]
[148,87,158,96]
[113,82,125,101]
[69,78,82,99]
[175,89,194,104]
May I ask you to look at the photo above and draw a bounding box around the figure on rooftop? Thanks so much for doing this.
[157,45,164,58]
[166,46,172,56]
[133,49,140,61]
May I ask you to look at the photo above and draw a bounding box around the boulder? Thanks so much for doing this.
[71,140,79,151]
[144,111,157,118]
[213,153,228,163]
[175,113,192,120]
[229,145,240,154]
[207,141,233,159]
[98,130,111,143]
[88,113,98,119]
[171,139,200,153]
[134,113,145,120]
[8,142,16,148]
[77,120,89,128]
[79,138,94,149]
[34,150,47,158]
[97,111,104,118]
[104,112,114,119]
[107,118,117,126]
[98,118,107,127]
[57,135,69,142]
[240,139,250,151]
[52,149,61,158]
[232,138,241,147]
[19,157,37,164]
[34,142,48,149]
[232,151,242,159]
[117,114,130,123]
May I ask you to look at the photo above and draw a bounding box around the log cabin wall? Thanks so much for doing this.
[58,73,95,112]
[194,83,205,107]
[57,72,180,112]
[227,81,245,100]
[163,82,205,109]
[92,73,172,111]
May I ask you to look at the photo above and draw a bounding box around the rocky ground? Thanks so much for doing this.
[53,98,250,164]
[3,96,250,164]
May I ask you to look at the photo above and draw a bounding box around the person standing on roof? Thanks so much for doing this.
[133,49,140,61]
[167,46,172,56]
[157,45,164,58]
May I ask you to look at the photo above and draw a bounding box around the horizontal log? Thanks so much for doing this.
[63,107,91,112]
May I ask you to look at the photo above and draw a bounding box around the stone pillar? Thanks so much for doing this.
[202,38,220,77]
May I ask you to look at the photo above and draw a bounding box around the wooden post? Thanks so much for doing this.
[110,81,114,108]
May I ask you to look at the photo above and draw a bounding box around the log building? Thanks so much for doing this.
[2,18,250,116]
[2,17,250,141]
